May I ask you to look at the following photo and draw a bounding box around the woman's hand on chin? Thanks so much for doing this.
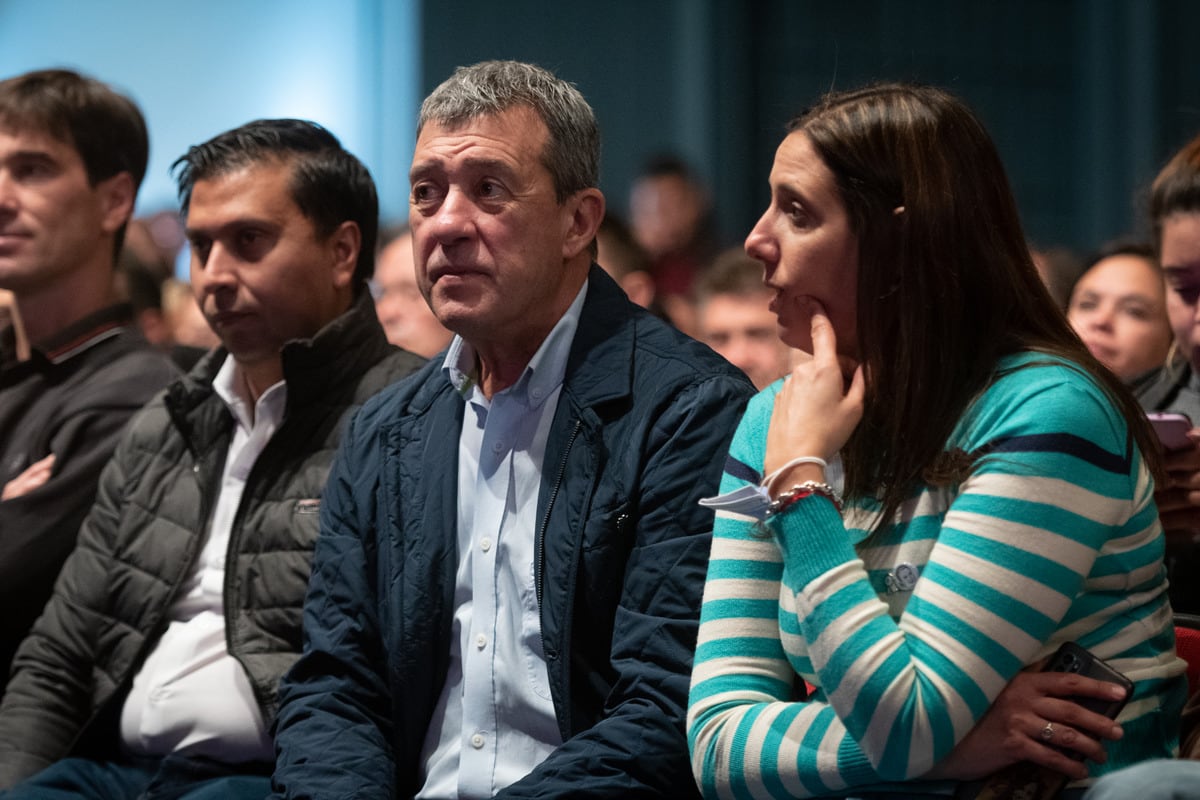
[764,298,864,485]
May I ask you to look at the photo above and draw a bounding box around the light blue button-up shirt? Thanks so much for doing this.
[417,281,588,800]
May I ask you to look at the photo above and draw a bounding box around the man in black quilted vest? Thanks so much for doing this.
[0,68,178,694]
[0,119,424,799]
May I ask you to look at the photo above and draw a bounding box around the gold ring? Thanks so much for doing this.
[1039,722,1055,742]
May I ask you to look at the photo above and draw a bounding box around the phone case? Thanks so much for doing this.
[1148,412,1193,452]
[1041,641,1132,721]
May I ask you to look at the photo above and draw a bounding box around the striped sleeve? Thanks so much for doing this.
[687,363,1179,799]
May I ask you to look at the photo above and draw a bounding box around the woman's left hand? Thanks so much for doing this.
[764,298,864,482]
[924,668,1126,782]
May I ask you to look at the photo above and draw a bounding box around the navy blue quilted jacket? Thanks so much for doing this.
[271,267,754,799]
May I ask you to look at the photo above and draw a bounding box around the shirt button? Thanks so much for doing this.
[480,537,492,552]
[492,440,505,453]
[475,633,487,649]
[471,732,485,749]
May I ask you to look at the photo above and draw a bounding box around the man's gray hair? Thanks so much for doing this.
[418,60,599,203]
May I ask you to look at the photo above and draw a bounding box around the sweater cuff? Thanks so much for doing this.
[769,494,859,590]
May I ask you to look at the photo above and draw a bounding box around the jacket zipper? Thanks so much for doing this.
[221,422,287,715]
[535,419,581,612]
[535,417,581,738]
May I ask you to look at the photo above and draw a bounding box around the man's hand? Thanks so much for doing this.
[2,454,55,501]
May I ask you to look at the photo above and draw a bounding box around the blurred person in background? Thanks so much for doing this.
[1067,242,1172,385]
[596,212,660,312]
[1080,131,1200,799]
[161,277,219,352]
[629,154,716,335]
[1128,132,1200,617]
[116,256,172,347]
[373,225,453,358]
[1032,242,1084,310]
[695,246,792,390]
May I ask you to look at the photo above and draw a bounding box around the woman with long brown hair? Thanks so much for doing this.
[688,84,1184,799]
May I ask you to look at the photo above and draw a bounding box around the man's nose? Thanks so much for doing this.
[0,173,18,216]
[192,243,239,295]
[430,187,474,244]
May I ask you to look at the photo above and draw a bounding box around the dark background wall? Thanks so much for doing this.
[421,0,1200,254]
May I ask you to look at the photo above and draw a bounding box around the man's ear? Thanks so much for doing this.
[562,188,605,261]
[98,172,136,235]
[328,220,361,289]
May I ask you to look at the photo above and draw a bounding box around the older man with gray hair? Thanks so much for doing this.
[270,60,753,799]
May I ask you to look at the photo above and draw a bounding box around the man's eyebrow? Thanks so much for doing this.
[185,217,278,238]
[409,160,438,181]
[6,149,57,164]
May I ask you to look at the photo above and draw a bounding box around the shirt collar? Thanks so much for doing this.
[31,303,137,365]
[442,279,588,409]
[212,353,288,431]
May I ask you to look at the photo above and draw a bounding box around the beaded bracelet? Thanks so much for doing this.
[765,480,843,517]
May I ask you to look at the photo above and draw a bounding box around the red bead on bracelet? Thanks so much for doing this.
[766,480,843,517]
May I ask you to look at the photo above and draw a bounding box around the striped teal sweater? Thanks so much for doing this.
[688,353,1186,799]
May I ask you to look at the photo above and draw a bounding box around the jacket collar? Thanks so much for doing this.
[2,303,136,368]
[167,290,393,419]
[558,265,635,412]
[405,264,635,417]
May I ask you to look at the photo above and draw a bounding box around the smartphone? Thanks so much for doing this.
[1148,411,1194,452]
[963,643,1132,800]
[1042,641,1132,723]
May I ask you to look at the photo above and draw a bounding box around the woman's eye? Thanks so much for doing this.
[787,203,808,226]
[1124,306,1151,321]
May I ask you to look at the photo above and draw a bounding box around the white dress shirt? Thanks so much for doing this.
[119,355,285,762]
[417,282,588,800]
